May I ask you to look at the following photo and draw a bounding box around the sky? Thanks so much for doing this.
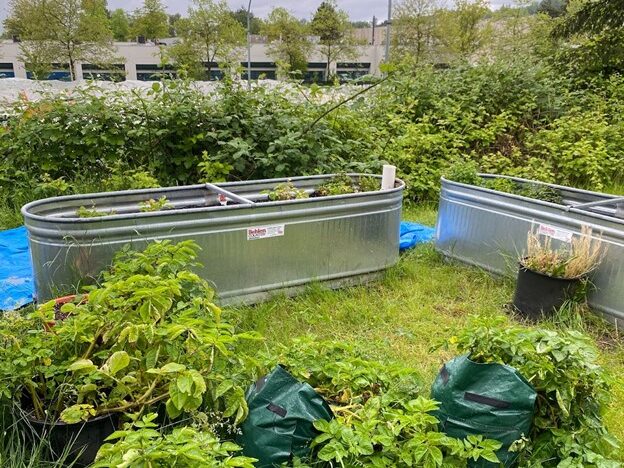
[0,0,515,32]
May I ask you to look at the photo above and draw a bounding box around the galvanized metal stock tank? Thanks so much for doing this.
[22,174,404,305]
[436,174,624,327]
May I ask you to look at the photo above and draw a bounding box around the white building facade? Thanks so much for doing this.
[0,29,387,82]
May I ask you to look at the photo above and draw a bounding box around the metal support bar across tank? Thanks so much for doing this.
[565,197,624,212]
[205,183,255,205]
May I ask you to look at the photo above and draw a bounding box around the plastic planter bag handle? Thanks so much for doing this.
[431,354,537,467]
[239,365,333,467]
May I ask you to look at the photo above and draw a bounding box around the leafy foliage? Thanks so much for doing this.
[0,240,259,425]
[257,337,502,467]
[447,316,621,466]
[168,0,245,80]
[444,161,563,204]
[94,412,256,467]
[139,196,171,212]
[264,181,309,201]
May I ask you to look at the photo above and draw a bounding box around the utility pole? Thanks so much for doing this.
[372,15,376,45]
[247,0,252,90]
[385,0,392,62]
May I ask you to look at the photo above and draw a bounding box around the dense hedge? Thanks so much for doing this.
[1,61,624,228]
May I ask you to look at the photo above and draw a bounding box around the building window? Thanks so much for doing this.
[82,64,125,82]
[0,63,15,79]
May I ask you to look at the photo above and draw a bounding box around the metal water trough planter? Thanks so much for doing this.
[436,174,624,327]
[23,174,404,305]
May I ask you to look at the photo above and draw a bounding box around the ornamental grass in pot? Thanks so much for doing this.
[513,225,605,320]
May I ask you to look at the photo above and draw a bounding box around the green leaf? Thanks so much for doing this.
[148,362,186,375]
[106,351,130,376]
[177,373,193,394]
[60,404,96,424]
[215,380,233,399]
[68,359,96,373]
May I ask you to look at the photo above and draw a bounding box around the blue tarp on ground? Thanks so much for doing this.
[399,222,435,251]
[0,226,34,311]
[0,221,434,311]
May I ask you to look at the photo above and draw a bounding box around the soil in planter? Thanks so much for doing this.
[25,413,119,467]
[512,265,582,320]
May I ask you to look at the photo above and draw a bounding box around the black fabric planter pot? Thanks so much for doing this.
[512,264,582,320]
[27,413,118,466]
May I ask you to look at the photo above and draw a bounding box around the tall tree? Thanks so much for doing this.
[537,0,567,18]
[392,0,439,64]
[131,0,168,42]
[551,0,624,76]
[435,0,491,61]
[168,13,181,36]
[168,0,245,79]
[261,7,312,76]
[553,0,620,37]
[109,8,130,41]
[230,7,262,34]
[310,0,360,80]
[5,0,115,80]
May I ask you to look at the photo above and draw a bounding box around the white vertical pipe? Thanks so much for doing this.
[381,165,396,190]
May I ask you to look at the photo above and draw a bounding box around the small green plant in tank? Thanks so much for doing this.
[264,181,309,201]
[483,177,516,194]
[76,205,114,218]
[316,173,356,196]
[358,175,380,192]
[139,196,171,212]
[517,183,563,204]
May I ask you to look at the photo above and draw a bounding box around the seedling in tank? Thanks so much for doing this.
[139,196,171,212]
[76,205,115,218]
[264,181,309,201]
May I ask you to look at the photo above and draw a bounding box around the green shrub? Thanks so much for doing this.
[527,109,623,190]
[0,241,258,426]
[447,316,621,466]
[2,60,624,216]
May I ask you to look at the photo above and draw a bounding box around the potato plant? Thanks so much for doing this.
[446,316,621,466]
[0,240,260,426]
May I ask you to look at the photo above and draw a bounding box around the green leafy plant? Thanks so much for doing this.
[445,316,621,466]
[76,205,114,218]
[264,180,309,201]
[102,164,161,192]
[139,196,171,212]
[0,240,259,425]
[316,173,356,196]
[94,412,256,467]
[482,177,516,194]
[198,151,233,183]
[516,183,563,204]
[316,173,381,197]
[359,175,380,192]
[444,160,482,186]
[258,337,501,467]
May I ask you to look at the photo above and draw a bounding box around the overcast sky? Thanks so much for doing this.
[0,0,516,31]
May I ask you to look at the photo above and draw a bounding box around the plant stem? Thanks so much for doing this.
[303,76,390,135]
[99,392,169,416]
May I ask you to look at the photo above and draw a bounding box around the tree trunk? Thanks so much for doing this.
[326,45,331,82]
[67,44,75,81]
[205,39,212,80]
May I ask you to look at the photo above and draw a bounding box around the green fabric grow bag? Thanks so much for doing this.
[239,365,333,467]
[431,354,537,467]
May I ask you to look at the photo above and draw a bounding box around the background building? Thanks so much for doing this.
[0,27,388,82]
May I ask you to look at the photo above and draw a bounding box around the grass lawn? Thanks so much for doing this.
[231,202,624,454]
